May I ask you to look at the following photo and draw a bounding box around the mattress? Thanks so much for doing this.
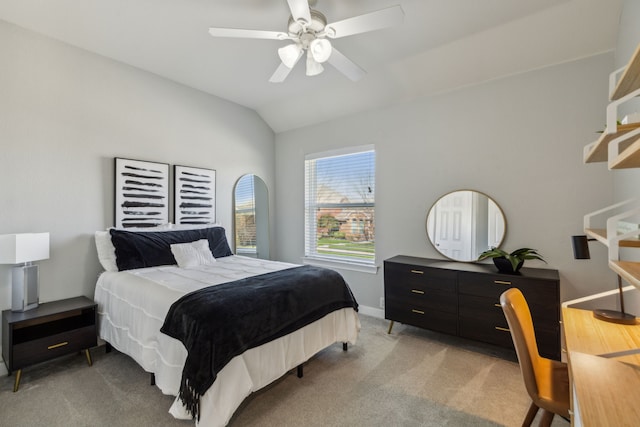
[94,255,360,426]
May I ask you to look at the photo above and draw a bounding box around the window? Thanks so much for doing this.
[304,146,375,269]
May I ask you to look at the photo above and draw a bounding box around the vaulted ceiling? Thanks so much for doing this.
[0,0,622,132]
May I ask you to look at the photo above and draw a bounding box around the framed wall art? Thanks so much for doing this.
[174,165,216,225]
[114,158,169,228]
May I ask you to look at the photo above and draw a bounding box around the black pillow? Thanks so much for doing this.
[109,226,233,271]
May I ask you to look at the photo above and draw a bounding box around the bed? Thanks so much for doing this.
[93,225,360,426]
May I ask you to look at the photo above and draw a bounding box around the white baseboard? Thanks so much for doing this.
[358,305,384,319]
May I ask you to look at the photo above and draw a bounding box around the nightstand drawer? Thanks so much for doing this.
[13,325,96,369]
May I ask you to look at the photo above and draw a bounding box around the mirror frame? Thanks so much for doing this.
[425,189,507,262]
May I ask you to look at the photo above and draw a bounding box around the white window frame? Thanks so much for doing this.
[303,145,377,274]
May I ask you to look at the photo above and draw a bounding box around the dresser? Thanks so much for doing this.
[384,255,560,360]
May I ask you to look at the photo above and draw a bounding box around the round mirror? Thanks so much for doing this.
[426,190,506,262]
[234,174,270,259]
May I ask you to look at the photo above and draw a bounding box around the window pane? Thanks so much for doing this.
[314,207,374,260]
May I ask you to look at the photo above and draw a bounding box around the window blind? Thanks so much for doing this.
[304,145,375,264]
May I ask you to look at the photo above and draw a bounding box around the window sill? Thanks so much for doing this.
[302,256,379,274]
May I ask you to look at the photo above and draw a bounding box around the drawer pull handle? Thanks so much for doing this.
[494,303,501,308]
[48,342,69,350]
[411,309,425,315]
[494,280,512,285]
[410,270,424,275]
[411,289,425,295]
[495,327,510,332]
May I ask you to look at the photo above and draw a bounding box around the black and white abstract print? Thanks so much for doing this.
[174,165,216,225]
[114,158,169,228]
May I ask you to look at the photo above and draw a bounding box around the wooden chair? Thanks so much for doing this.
[500,288,570,427]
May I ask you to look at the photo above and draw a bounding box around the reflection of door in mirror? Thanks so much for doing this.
[234,174,270,259]
[426,190,506,262]
[428,191,473,260]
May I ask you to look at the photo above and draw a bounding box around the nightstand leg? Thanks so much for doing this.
[85,349,92,367]
[387,320,394,334]
[13,369,22,392]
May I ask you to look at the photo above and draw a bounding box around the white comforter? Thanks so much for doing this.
[94,255,360,426]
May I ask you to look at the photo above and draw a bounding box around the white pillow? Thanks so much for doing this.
[95,230,118,272]
[170,239,217,268]
[94,224,172,272]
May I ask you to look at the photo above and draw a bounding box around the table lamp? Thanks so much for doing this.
[571,235,636,324]
[0,233,50,312]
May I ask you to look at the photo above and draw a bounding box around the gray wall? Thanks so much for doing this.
[275,53,615,313]
[612,0,640,310]
[614,0,640,202]
[0,20,275,312]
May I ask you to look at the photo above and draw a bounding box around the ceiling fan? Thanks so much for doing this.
[208,0,404,83]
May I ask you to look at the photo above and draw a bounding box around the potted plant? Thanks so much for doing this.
[477,247,546,274]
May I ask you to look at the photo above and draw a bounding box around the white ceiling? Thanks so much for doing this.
[0,0,622,133]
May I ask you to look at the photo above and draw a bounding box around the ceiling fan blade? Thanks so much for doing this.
[208,27,288,40]
[287,0,311,24]
[325,5,404,39]
[269,49,303,83]
[327,48,366,82]
[269,62,294,83]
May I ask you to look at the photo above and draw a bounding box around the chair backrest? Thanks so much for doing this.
[500,288,541,400]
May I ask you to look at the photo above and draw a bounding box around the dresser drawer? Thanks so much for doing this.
[458,272,559,322]
[458,294,506,325]
[459,315,513,348]
[386,304,457,335]
[384,262,457,294]
[386,287,457,314]
[12,325,97,370]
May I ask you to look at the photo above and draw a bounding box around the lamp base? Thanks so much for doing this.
[11,264,39,312]
[593,308,636,325]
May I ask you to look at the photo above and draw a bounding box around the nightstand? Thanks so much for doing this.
[2,296,97,392]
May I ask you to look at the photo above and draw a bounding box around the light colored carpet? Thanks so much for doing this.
[0,315,569,426]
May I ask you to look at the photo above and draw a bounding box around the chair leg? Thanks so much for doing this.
[522,401,539,427]
[539,410,555,427]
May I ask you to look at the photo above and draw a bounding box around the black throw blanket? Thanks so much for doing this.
[160,265,358,420]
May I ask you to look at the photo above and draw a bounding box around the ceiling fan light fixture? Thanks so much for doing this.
[306,51,324,76]
[278,43,303,68]
[309,38,332,63]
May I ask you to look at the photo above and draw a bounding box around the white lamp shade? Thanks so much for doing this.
[306,51,324,76]
[0,233,50,264]
[310,38,332,63]
[278,43,303,68]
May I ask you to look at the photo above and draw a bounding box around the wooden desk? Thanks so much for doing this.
[562,307,640,426]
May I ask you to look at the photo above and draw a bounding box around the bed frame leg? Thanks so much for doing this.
[343,342,348,351]
[297,364,303,378]
[150,373,155,386]
[105,342,112,353]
